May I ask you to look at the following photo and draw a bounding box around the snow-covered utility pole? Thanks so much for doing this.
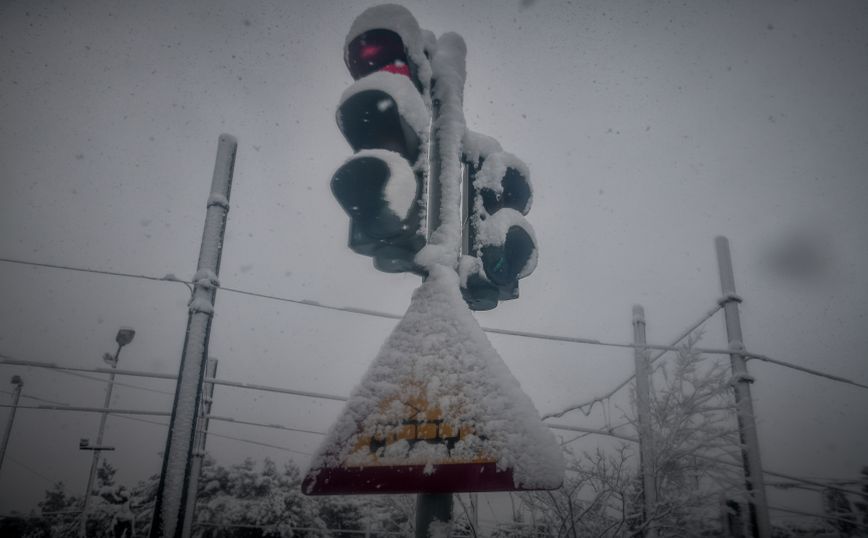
[150,134,237,538]
[0,375,23,479]
[715,236,771,538]
[632,305,658,537]
[181,357,218,538]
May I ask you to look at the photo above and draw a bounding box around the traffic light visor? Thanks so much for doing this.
[347,29,412,81]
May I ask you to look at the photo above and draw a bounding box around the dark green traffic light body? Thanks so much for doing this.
[332,27,428,275]
[462,153,537,311]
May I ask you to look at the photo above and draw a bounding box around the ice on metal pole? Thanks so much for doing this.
[181,358,218,538]
[715,236,772,538]
[416,32,466,271]
[413,32,467,538]
[150,134,237,538]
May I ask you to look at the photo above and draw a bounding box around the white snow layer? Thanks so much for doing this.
[339,71,430,147]
[346,4,432,95]
[473,209,538,279]
[161,317,211,537]
[351,149,418,220]
[414,33,468,270]
[462,130,502,165]
[475,151,533,214]
[306,265,564,489]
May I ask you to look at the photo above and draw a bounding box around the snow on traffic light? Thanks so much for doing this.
[460,138,537,311]
[331,6,432,274]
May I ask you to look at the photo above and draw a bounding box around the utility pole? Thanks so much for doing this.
[715,236,771,538]
[80,328,135,538]
[0,375,23,478]
[150,134,237,538]
[633,305,658,537]
[181,358,218,538]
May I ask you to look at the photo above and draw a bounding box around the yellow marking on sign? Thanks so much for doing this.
[349,380,496,466]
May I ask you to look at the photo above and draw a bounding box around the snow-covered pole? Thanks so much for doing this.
[150,134,237,538]
[632,305,658,537]
[715,236,771,538]
[412,32,468,538]
[416,33,467,271]
[181,357,218,538]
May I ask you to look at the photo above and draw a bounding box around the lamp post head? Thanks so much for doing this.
[10,375,22,386]
[115,327,135,347]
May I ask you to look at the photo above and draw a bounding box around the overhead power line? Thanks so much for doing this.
[1,388,312,457]
[5,394,860,499]
[0,256,185,286]
[543,303,722,420]
[769,505,868,532]
[0,354,348,402]
[5,256,866,392]
[54,369,176,396]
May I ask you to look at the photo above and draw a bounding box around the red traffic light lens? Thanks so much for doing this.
[347,29,412,81]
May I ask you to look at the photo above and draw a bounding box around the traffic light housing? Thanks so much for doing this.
[461,151,537,311]
[332,23,430,274]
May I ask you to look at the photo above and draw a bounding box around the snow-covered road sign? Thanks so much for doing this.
[302,267,564,494]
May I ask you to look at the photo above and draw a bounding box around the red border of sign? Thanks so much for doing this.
[303,462,522,494]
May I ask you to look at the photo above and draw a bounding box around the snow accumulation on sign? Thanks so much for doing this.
[302,266,564,494]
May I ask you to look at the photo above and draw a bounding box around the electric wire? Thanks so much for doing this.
[768,505,868,532]
[0,256,186,286]
[0,402,327,438]
[546,422,865,498]
[0,389,312,457]
[542,303,721,420]
[5,456,56,485]
[0,354,348,402]
[52,369,175,396]
[3,257,867,393]
[3,358,865,495]
[3,255,868,501]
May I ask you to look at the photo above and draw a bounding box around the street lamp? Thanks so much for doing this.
[79,327,135,538]
[0,375,24,479]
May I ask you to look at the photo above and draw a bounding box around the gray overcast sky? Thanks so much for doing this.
[1,0,867,524]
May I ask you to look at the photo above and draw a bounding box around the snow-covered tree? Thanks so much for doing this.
[194,456,324,536]
[643,336,742,535]
[519,336,741,537]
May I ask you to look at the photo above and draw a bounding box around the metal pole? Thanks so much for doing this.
[79,343,125,538]
[181,358,218,538]
[470,492,478,534]
[416,493,453,538]
[413,32,467,537]
[715,236,772,538]
[632,305,658,537]
[0,376,23,478]
[150,134,237,538]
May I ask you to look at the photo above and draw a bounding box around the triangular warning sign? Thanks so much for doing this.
[303,266,564,495]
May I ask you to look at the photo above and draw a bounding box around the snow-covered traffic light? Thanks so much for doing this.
[461,151,537,310]
[331,14,431,273]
